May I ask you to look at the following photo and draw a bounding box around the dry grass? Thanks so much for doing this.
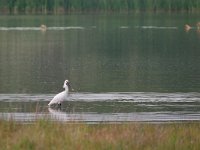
[0,120,200,150]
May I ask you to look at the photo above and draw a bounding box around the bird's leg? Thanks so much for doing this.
[58,103,61,108]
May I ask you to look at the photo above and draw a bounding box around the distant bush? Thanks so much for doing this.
[0,0,200,14]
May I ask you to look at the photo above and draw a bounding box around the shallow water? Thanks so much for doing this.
[1,92,200,122]
[0,14,200,123]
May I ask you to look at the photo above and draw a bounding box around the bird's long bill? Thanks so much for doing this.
[67,82,74,91]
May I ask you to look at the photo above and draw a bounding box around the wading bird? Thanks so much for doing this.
[184,24,191,32]
[40,24,47,31]
[48,80,71,107]
[197,22,200,30]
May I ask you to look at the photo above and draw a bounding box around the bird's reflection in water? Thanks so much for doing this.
[48,103,79,122]
[48,107,62,114]
[48,107,70,121]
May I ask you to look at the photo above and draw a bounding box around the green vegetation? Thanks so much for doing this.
[0,0,200,14]
[0,120,200,150]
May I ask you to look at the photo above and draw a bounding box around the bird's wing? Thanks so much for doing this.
[48,91,66,106]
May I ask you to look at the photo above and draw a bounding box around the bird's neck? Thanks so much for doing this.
[64,86,69,92]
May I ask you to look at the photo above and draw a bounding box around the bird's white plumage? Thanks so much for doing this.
[48,80,69,106]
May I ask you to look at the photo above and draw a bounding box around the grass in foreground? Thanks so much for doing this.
[0,120,200,150]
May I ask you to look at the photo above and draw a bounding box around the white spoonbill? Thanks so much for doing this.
[48,80,71,107]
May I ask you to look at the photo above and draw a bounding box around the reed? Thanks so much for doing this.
[0,120,200,150]
[1,0,200,14]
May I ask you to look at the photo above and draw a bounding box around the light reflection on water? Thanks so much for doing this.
[0,26,178,31]
[0,26,85,31]
[0,92,200,123]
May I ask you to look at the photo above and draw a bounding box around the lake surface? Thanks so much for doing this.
[1,92,200,122]
[0,14,200,122]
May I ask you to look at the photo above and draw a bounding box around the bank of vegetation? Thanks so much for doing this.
[0,120,200,150]
[0,0,200,14]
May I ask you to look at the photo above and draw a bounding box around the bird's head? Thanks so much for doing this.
[63,79,75,91]
[63,80,70,89]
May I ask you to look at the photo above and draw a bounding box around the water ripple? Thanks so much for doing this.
[0,92,200,102]
[1,92,200,123]
[0,26,179,31]
[138,26,178,29]
[1,111,200,123]
[0,26,85,31]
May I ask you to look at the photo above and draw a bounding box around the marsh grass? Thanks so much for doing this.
[0,120,200,150]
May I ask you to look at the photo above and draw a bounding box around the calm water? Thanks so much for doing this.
[0,14,200,122]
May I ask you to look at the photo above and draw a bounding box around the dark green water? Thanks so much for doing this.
[0,14,200,93]
[0,14,200,122]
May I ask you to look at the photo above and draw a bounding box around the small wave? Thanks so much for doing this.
[0,27,40,31]
[0,26,85,31]
[1,111,200,122]
[48,26,85,30]
[136,26,178,29]
[0,92,200,103]
[120,26,129,29]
